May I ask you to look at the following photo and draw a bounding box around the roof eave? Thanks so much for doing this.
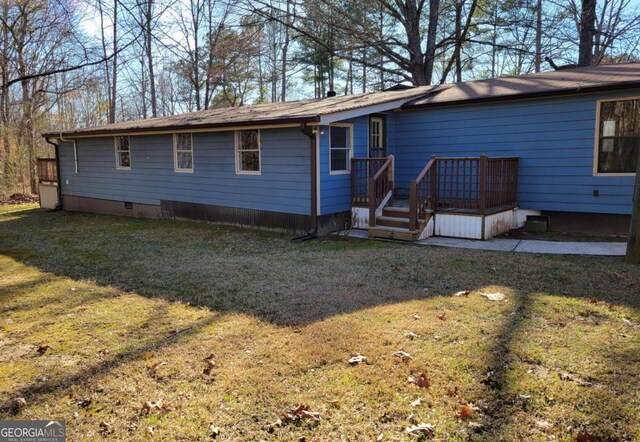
[401,81,640,110]
[42,116,320,139]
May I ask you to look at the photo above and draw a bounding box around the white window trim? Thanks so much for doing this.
[114,136,131,170]
[329,123,353,175]
[593,96,639,177]
[235,129,261,175]
[369,116,384,157]
[173,133,194,173]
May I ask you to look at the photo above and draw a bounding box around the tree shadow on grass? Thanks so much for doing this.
[469,290,640,441]
[0,309,223,418]
[1,209,639,328]
[1,209,639,439]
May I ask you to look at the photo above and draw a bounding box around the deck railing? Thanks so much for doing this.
[409,155,519,229]
[351,157,390,205]
[367,157,394,227]
[37,158,57,183]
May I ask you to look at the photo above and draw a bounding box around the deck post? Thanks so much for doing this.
[430,155,437,211]
[409,180,417,230]
[369,176,376,227]
[479,155,488,215]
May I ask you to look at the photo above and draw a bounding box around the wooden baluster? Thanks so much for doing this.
[479,155,488,215]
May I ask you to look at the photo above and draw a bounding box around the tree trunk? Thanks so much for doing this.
[110,0,118,123]
[534,0,542,72]
[578,0,596,66]
[423,0,440,85]
[454,0,463,83]
[145,0,157,118]
[626,152,640,264]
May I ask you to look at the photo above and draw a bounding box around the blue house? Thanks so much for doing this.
[41,63,640,240]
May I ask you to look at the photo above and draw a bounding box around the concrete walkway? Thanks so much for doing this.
[332,229,626,256]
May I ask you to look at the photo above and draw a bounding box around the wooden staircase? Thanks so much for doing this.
[368,203,431,241]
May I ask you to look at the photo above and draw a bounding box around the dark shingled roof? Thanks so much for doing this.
[43,85,435,137]
[44,62,640,138]
[404,62,640,108]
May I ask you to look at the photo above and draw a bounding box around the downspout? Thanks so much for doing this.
[298,121,319,240]
[44,137,63,210]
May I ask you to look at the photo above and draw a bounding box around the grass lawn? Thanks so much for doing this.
[1,204,639,441]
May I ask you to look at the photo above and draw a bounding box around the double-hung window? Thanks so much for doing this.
[330,125,352,173]
[235,130,261,174]
[115,136,131,170]
[595,98,639,175]
[174,133,194,172]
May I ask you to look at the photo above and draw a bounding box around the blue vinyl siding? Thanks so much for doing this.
[58,128,311,215]
[391,91,637,215]
[319,116,369,215]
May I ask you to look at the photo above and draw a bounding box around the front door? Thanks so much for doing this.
[369,116,386,158]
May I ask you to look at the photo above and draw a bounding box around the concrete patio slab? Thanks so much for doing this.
[514,240,626,256]
[332,229,627,256]
[416,237,521,252]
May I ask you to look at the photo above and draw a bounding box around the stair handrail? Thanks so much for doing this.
[368,156,394,227]
[409,155,437,230]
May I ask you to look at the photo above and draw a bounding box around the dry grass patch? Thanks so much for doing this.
[0,205,639,441]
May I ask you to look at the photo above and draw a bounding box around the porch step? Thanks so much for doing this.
[382,206,410,218]
[376,215,410,229]
[368,225,422,241]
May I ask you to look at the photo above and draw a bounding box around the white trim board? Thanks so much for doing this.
[319,98,409,125]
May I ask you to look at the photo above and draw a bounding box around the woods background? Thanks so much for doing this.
[1,0,639,196]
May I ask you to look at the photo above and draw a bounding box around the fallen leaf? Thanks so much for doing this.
[576,430,599,442]
[76,399,92,409]
[203,354,216,375]
[348,354,367,365]
[481,292,505,301]
[376,432,384,441]
[77,306,87,312]
[326,399,342,408]
[405,332,420,340]
[281,405,320,425]
[148,426,156,435]
[36,345,51,356]
[436,313,447,321]
[413,314,421,320]
[404,423,435,439]
[141,399,170,415]
[456,404,474,419]
[392,350,413,362]
[99,349,110,357]
[622,318,633,326]
[147,361,167,378]
[209,424,220,439]
[408,372,430,389]
[453,290,470,297]
[587,298,598,304]
[99,421,113,436]
[411,398,424,408]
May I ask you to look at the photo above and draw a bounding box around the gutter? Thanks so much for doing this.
[298,121,320,241]
[44,137,63,210]
[41,117,319,139]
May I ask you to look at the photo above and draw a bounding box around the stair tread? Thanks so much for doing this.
[369,225,417,233]
[377,215,410,222]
